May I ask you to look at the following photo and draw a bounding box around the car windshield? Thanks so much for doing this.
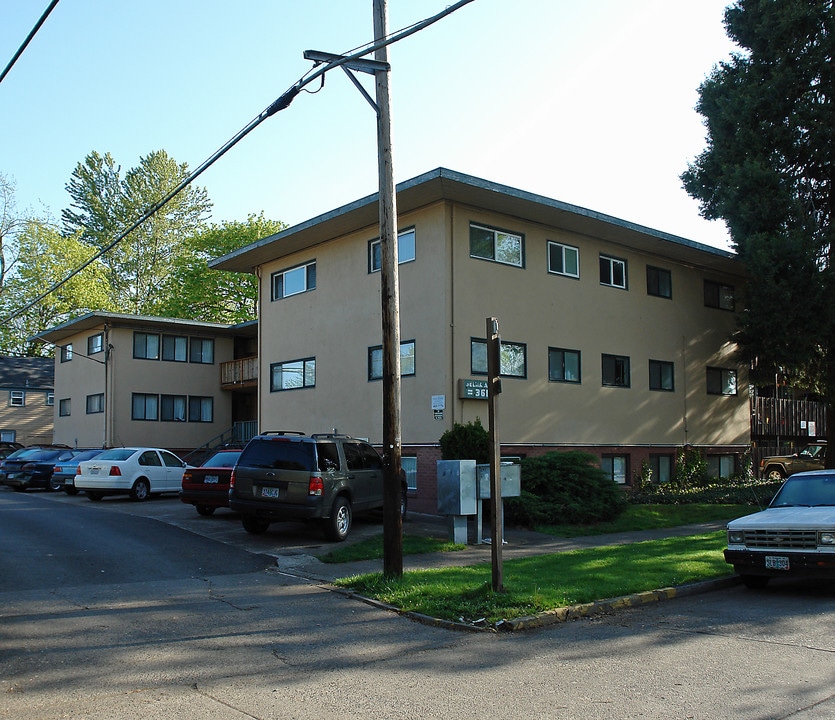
[95,448,137,462]
[770,473,835,507]
[3,447,42,462]
[202,451,241,468]
[70,449,104,462]
[797,444,824,459]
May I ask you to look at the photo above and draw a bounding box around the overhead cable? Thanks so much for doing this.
[0,0,61,86]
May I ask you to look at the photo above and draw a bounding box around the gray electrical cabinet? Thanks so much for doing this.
[436,460,478,544]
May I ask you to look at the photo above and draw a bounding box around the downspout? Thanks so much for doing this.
[449,203,456,425]
[682,335,688,446]
[104,323,111,448]
[256,266,263,434]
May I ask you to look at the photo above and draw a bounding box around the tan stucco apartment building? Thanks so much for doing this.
[212,168,749,514]
[35,314,257,454]
[0,357,54,446]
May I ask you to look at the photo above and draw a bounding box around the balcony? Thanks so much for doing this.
[220,356,258,390]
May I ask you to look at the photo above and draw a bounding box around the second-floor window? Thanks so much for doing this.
[9,391,24,407]
[647,266,672,298]
[649,359,675,391]
[369,228,416,272]
[271,358,316,391]
[602,354,630,387]
[707,367,738,396]
[86,393,104,414]
[60,344,73,362]
[59,398,71,417]
[469,223,524,267]
[704,280,735,311]
[272,261,316,300]
[189,337,214,364]
[88,333,104,355]
[134,332,160,360]
[162,335,188,362]
[471,338,527,378]
[600,254,627,289]
[368,341,416,381]
[547,241,579,278]
[548,347,581,383]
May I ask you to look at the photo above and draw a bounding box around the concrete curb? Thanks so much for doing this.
[318,572,742,633]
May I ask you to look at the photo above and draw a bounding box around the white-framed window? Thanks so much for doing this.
[188,396,213,423]
[133,332,160,360]
[649,360,675,392]
[0,430,16,442]
[602,454,629,484]
[707,367,737,396]
[131,393,158,420]
[59,398,71,417]
[547,241,579,278]
[60,344,73,362]
[704,280,735,310]
[270,358,316,391]
[46,392,54,406]
[160,394,187,421]
[86,393,105,414]
[87,333,104,355]
[469,223,524,267]
[162,335,188,362]
[548,347,581,383]
[368,341,416,381]
[189,337,214,364]
[9,390,24,407]
[271,261,316,300]
[600,254,627,289]
[402,456,417,492]
[471,338,527,378]
[602,354,630,387]
[369,228,416,272]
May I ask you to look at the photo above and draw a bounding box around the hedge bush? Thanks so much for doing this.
[504,451,627,527]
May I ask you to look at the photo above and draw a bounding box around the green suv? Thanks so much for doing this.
[229,431,407,541]
[759,442,826,480]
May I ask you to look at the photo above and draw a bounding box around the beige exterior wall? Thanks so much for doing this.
[51,320,234,451]
[0,389,53,445]
[257,200,748,451]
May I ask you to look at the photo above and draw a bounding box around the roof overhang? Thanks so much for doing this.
[210,167,738,276]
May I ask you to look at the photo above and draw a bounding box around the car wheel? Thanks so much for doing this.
[48,476,63,491]
[242,516,270,534]
[764,466,786,482]
[86,491,103,501]
[741,574,770,589]
[196,505,216,516]
[324,496,352,542]
[64,486,79,496]
[130,478,150,502]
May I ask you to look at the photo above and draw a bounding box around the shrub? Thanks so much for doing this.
[504,451,627,527]
[439,418,489,464]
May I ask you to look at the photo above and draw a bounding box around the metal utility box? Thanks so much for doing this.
[436,460,478,515]
[476,463,521,499]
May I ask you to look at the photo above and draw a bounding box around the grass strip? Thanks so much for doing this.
[336,531,732,624]
[318,533,465,564]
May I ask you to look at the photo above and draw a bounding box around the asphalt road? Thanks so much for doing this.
[1,487,834,720]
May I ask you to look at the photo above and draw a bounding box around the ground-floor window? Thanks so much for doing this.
[402,456,417,491]
[707,454,736,478]
[601,454,629,484]
[649,454,674,483]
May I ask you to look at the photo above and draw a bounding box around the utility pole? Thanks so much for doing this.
[374,0,403,578]
[486,317,504,592]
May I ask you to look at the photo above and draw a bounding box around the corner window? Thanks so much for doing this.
[189,337,214,364]
[649,360,675,392]
[271,261,316,301]
[271,358,316,391]
[87,333,104,355]
[60,344,73,362]
[704,280,735,311]
[600,254,627,289]
[547,241,579,278]
[59,398,71,417]
[601,454,629,484]
[471,338,527,378]
[646,266,672,298]
[469,223,524,267]
[133,332,160,360]
[86,393,105,414]
[707,367,737,396]
[188,396,213,423]
[369,228,416,272]
[162,335,188,362]
[368,341,415,381]
[9,391,24,407]
[602,354,630,387]
[131,393,158,420]
[160,394,187,421]
[548,347,581,383]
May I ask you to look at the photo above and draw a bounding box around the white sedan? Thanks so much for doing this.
[75,447,188,502]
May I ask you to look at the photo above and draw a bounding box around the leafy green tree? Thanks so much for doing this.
[439,418,490,464]
[155,214,285,323]
[681,0,834,455]
[0,172,24,298]
[62,149,212,315]
[0,222,113,356]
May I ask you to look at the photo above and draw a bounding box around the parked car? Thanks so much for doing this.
[759,442,826,480]
[0,445,70,485]
[725,469,835,588]
[0,441,24,462]
[54,449,106,495]
[3,447,79,492]
[228,431,407,541]
[179,449,242,516]
[75,447,188,501]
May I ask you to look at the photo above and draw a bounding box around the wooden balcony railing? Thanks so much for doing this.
[220,356,258,389]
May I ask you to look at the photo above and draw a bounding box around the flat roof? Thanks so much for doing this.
[210,167,737,275]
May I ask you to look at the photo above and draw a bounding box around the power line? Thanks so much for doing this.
[0,0,60,86]
[0,0,476,327]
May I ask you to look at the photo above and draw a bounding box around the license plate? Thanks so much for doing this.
[261,486,280,499]
[90,467,100,475]
[6,473,15,479]
[765,555,790,570]
[204,475,219,484]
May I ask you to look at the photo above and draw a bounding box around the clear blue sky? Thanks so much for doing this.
[1,0,736,249]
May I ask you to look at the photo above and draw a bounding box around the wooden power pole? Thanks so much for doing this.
[374,0,403,578]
